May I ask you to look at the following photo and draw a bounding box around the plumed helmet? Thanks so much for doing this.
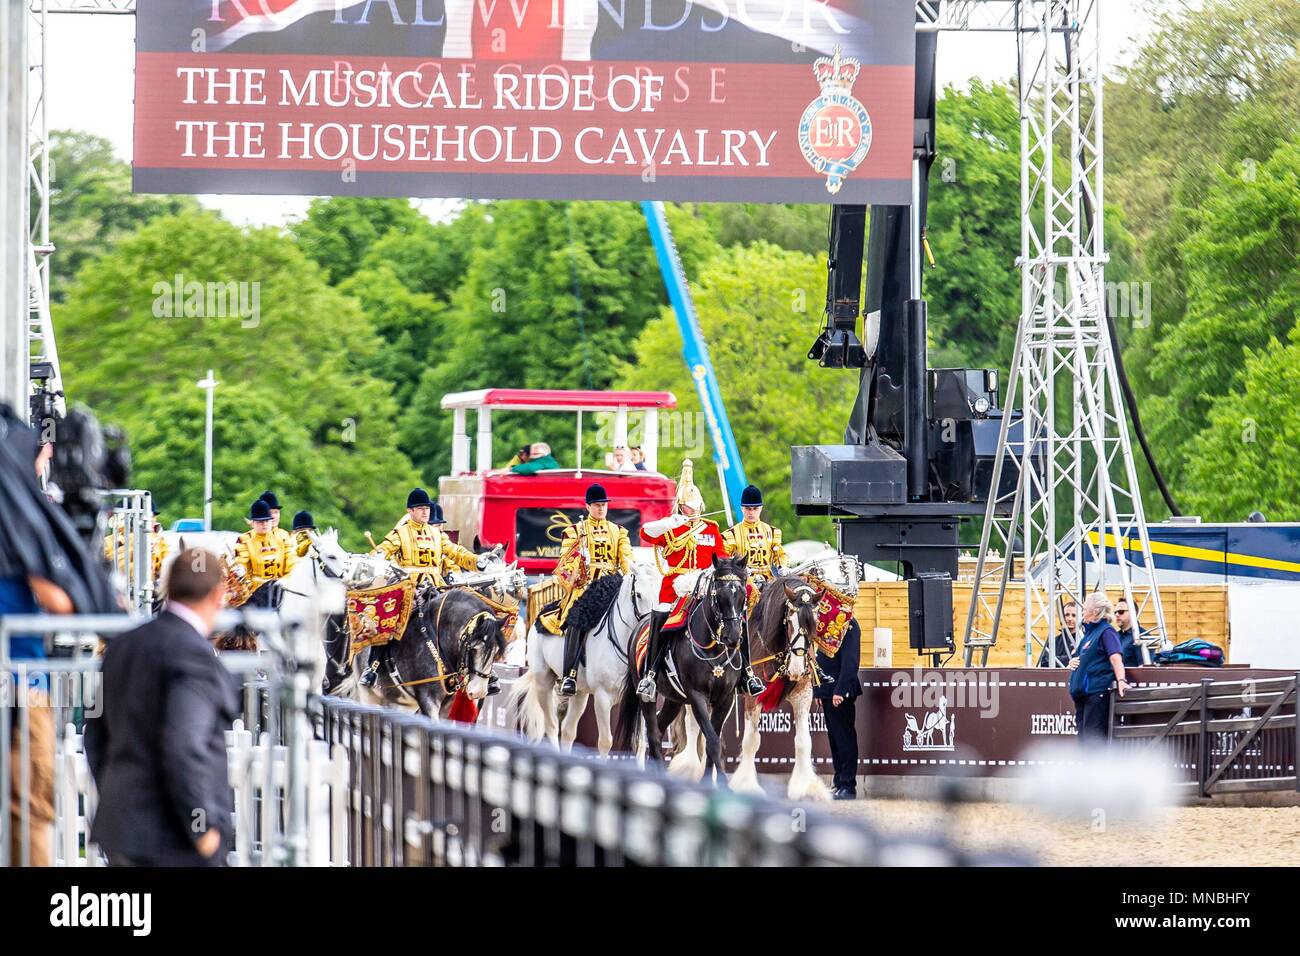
[674,459,705,512]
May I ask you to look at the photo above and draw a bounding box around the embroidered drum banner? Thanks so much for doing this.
[132,0,915,203]
[812,584,854,656]
[346,578,416,658]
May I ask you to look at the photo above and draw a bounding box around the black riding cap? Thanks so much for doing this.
[248,499,273,521]
[740,484,763,507]
[585,483,609,505]
[428,502,446,525]
[406,487,432,509]
[259,490,282,509]
[292,510,314,531]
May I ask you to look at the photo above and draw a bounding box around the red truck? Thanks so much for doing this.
[437,388,679,576]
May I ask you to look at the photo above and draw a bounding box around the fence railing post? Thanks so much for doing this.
[1198,677,1212,799]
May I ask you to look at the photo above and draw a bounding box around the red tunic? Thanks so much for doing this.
[640,517,731,606]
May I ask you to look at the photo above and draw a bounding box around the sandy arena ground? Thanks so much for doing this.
[825,799,1300,866]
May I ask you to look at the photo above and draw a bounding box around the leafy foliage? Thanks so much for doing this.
[55,210,420,545]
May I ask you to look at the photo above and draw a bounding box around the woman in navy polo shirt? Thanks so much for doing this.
[1067,592,1131,743]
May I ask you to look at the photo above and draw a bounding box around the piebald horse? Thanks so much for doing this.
[730,576,826,799]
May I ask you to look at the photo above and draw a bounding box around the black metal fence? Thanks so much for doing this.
[315,696,1031,867]
[1110,675,1299,797]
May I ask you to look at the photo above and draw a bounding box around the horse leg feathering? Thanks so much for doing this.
[730,697,764,795]
[787,680,829,801]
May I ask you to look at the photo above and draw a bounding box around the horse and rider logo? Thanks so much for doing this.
[799,46,873,194]
[902,695,956,751]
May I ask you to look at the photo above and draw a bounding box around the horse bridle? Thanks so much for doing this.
[701,572,746,645]
[784,583,819,658]
[603,569,646,662]
[430,595,499,687]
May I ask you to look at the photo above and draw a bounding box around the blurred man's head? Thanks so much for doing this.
[1115,599,1131,630]
[166,548,226,626]
[1062,600,1078,629]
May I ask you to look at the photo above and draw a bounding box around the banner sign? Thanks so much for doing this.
[515,507,640,560]
[133,0,915,203]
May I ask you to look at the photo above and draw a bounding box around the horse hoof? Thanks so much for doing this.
[787,778,831,802]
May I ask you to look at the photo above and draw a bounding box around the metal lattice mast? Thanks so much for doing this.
[13,0,137,421]
[28,0,65,418]
[961,0,1167,665]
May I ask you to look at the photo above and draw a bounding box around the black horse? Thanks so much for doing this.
[333,586,507,720]
[614,554,750,783]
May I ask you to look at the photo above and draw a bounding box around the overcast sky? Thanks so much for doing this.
[44,3,1169,227]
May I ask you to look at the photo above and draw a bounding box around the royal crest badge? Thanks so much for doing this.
[798,46,873,194]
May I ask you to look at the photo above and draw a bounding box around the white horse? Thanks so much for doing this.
[507,562,660,754]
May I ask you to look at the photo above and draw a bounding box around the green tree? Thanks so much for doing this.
[358,202,492,300]
[1181,328,1300,520]
[131,389,339,533]
[1141,136,1300,487]
[338,264,447,409]
[926,81,1022,372]
[688,202,829,254]
[290,197,432,285]
[617,242,855,541]
[54,209,420,544]
[39,130,198,303]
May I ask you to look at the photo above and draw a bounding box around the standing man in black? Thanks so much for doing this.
[85,548,236,866]
[814,618,863,800]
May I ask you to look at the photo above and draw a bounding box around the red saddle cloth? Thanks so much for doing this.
[662,594,692,631]
[633,620,652,675]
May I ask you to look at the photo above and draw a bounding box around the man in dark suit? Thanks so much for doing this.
[814,618,863,800]
[85,547,236,866]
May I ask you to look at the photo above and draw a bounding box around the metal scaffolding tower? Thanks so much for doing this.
[4,0,136,421]
[946,0,1168,665]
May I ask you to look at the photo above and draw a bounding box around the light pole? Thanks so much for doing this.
[197,370,217,532]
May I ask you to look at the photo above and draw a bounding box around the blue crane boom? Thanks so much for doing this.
[640,200,748,526]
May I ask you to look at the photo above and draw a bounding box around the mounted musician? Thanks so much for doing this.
[290,510,315,559]
[230,498,298,608]
[637,460,766,701]
[539,483,633,697]
[373,488,479,589]
[722,484,788,590]
[102,506,169,598]
[258,489,295,553]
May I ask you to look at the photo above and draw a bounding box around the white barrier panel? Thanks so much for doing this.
[52,722,348,867]
[1227,583,1300,668]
